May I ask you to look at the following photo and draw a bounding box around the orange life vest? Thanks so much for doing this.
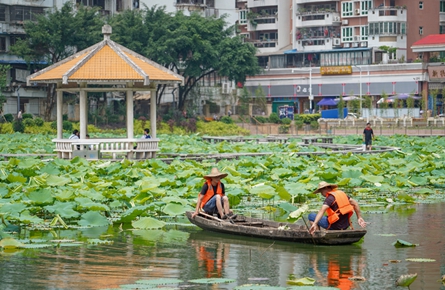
[200,180,224,209]
[327,260,354,290]
[326,189,354,227]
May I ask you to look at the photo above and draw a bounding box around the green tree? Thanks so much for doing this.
[10,3,104,120]
[253,85,267,114]
[238,87,250,118]
[110,7,260,110]
[0,65,11,115]
[379,92,389,117]
[337,96,344,118]
[406,94,415,117]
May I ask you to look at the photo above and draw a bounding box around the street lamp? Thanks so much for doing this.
[15,84,21,115]
[354,65,362,114]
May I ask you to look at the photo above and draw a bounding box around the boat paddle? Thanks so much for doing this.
[301,216,316,245]
[199,211,234,224]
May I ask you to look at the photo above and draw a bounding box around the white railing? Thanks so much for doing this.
[52,138,160,160]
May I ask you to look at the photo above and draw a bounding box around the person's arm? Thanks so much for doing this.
[371,129,374,140]
[192,194,204,219]
[350,198,366,228]
[309,204,329,235]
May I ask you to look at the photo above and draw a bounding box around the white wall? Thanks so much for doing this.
[140,0,176,13]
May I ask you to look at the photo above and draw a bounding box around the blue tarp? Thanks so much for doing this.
[321,108,349,119]
[284,49,298,54]
[317,98,337,106]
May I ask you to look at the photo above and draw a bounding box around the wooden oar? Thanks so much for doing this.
[302,216,316,245]
[199,211,234,224]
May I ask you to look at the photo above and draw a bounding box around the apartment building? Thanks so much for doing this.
[240,0,442,115]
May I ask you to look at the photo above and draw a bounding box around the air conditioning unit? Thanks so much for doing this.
[342,19,348,25]
[334,16,340,21]
[355,9,360,15]
[222,82,231,94]
[343,43,350,48]
[361,42,368,47]
[352,42,359,47]
[333,38,341,46]
[353,36,360,41]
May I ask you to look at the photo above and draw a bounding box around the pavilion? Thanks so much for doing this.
[27,25,184,160]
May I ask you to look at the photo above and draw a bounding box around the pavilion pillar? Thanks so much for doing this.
[56,84,63,140]
[126,83,134,139]
[79,83,87,139]
[150,88,156,138]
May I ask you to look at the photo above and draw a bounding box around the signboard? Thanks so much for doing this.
[428,66,445,80]
[320,66,352,75]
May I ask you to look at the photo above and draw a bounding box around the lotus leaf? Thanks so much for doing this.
[119,283,155,289]
[395,273,417,287]
[287,277,316,286]
[0,237,25,249]
[45,202,80,219]
[75,197,110,211]
[78,211,110,227]
[162,203,188,216]
[27,189,54,205]
[392,239,418,247]
[46,175,71,186]
[250,184,276,200]
[234,285,286,290]
[406,258,435,262]
[132,217,165,229]
[7,174,27,184]
[287,205,309,223]
[136,278,183,285]
[189,278,236,284]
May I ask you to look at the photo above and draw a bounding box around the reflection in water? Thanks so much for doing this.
[0,203,444,289]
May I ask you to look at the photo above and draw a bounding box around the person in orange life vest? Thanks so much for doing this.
[309,181,366,235]
[191,168,236,219]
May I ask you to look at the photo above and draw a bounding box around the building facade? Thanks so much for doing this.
[240,0,444,116]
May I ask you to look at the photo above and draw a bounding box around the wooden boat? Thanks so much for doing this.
[186,211,366,245]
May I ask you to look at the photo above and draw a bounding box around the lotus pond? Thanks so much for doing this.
[1,133,445,289]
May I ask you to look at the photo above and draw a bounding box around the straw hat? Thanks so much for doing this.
[204,168,228,180]
[314,181,337,193]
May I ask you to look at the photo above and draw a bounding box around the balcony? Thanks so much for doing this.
[174,0,207,10]
[297,0,340,3]
[441,12,445,24]
[295,37,337,51]
[296,12,341,27]
[247,0,278,9]
[368,7,407,22]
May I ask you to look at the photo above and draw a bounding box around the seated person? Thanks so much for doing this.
[191,168,236,220]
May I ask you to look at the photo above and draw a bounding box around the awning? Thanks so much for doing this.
[388,93,421,100]
[317,98,337,106]
[284,49,298,54]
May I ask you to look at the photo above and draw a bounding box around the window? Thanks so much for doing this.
[342,2,353,17]
[419,26,423,35]
[419,1,423,9]
[0,37,6,51]
[239,10,247,24]
[441,1,445,12]
[0,5,6,22]
[342,27,353,42]
[361,26,368,40]
[361,1,372,14]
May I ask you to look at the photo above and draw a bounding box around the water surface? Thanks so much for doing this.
[1,203,444,289]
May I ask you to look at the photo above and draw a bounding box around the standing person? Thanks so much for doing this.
[141,128,151,139]
[69,129,79,139]
[191,168,236,220]
[308,181,366,235]
[363,122,374,150]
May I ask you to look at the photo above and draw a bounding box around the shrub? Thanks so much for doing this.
[281,117,292,125]
[294,120,304,130]
[278,125,290,134]
[23,118,35,127]
[295,113,320,124]
[269,112,281,124]
[63,114,68,121]
[22,113,33,120]
[310,121,319,130]
[34,117,44,127]
[63,121,73,131]
[254,116,267,123]
[4,114,13,123]
[12,120,25,133]
[50,121,57,130]
[220,116,234,124]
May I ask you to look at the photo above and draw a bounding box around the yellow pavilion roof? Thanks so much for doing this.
[27,28,183,86]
